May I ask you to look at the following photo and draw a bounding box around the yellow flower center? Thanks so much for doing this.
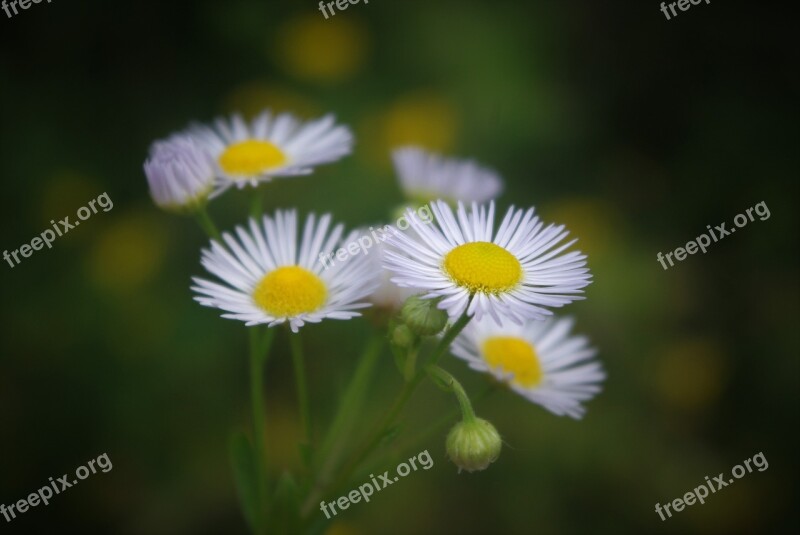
[482,336,543,387]
[219,140,287,177]
[443,242,522,294]
[253,266,327,317]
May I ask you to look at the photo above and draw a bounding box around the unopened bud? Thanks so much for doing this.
[391,324,415,349]
[400,295,448,336]
[446,418,502,473]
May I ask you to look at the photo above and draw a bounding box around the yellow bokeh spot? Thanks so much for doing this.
[88,212,167,293]
[40,171,100,240]
[384,93,458,152]
[219,140,287,177]
[275,14,367,82]
[444,242,522,294]
[253,266,327,317]
[655,338,726,411]
[482,336,543,387]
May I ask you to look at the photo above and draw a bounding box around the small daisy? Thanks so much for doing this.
[144,133,216,213]
[392,146,503,203]
[383,200,591,325]
[451,316,605,419]
[191,109,353,195]
[192,210,377,332]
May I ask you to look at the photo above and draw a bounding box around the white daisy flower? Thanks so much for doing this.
[191,210,377,333]
[451,316,605,419]
[191,109,353,195]
[383,200,591,325]
[144,133,216,213]
[392,146,503,203]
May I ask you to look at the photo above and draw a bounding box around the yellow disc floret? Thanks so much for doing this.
[443,242,522,294]
[482,336,543,387]
[219,140,287,177]
[253,266,327,317]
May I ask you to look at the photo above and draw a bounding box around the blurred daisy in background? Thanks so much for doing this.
[192,210,377,332]
[190,109,353,195]
[451,316,605,419]
[362,231,417,311]
[383,200,591,325]
[393,146,503,204]
[144,134,216,213]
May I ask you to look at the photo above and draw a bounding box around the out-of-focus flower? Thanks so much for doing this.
[192,210,378,333]
[392,146,503,204]
[362,235,416,311]
[144,134,215,213]
[451,316,605,419]
[383,200,591,325]
[191,110,353,195]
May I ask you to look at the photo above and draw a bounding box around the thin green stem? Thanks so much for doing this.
[425,364,476,422]
[380,384,496,463]
[195,205,222,242]
[249,326,274,532]
[250,189,264,218]
[325,310,473,499]
[300,332,384,516]
[289,331,311,451]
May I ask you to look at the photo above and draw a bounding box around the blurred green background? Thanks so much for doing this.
[1,0,798,533]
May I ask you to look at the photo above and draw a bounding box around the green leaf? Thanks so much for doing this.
[270,471,301,534]
[229,431,262,534]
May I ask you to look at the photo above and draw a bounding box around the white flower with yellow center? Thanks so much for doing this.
[192,109,353,195]
[451,316,605,419]
[144,134,216,213]
[392,146,503,203]
[191,210,377,332]
[383,200,591,325]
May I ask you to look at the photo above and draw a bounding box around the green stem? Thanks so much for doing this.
[300,333,384,516]
[249,326,274,531]
[195,205,222,242]
[250,189,264,218]
[289,331,311,452]
[379,384,496,464]
[325,310,473,499]
[425,364,476,422]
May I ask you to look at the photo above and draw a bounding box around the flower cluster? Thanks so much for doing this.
[145,107,605,529]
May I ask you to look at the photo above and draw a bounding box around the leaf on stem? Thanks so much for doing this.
[229,431,262,534]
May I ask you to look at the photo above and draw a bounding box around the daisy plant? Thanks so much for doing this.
[145,109,605,534]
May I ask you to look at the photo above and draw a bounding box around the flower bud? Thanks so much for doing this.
[400,295,448,336]
[446,418,502,473]
[391,324,415,349]
[144,133,216,214]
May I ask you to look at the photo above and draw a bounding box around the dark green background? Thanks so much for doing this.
[1,0,797,533]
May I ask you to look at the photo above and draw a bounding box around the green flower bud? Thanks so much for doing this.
[446,418,502,473]
[391,324,415,349]
[400,295,448,337]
